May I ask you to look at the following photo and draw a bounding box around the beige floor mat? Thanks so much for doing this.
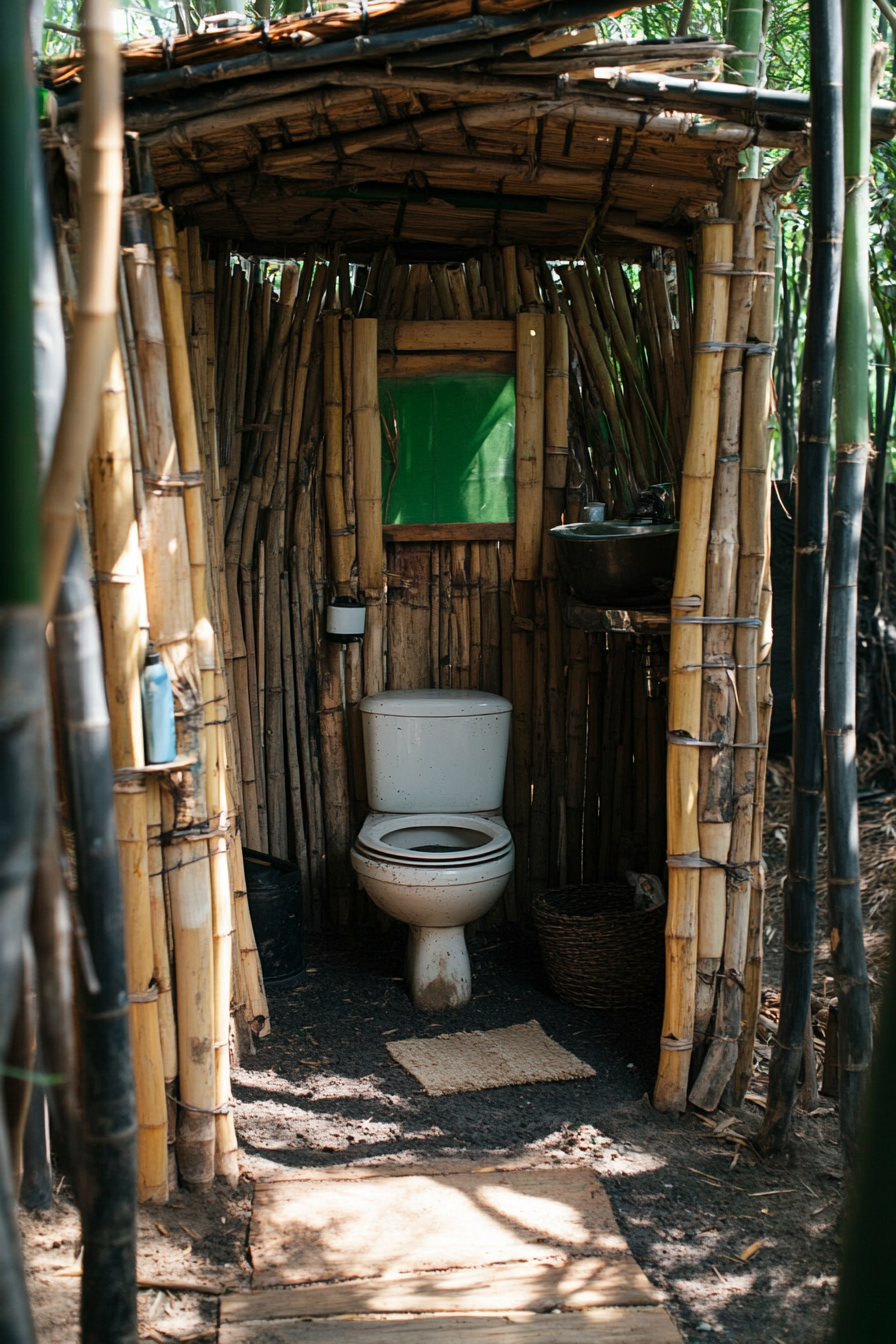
[385,1020,595,1096]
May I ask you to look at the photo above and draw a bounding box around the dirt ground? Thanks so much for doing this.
[19,756,896,1344]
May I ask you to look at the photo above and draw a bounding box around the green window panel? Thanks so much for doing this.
[379,374,516,525]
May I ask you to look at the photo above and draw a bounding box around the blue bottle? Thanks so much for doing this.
[142,644,176,764]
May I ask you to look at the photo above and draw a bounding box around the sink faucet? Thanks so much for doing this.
[629,483,674,524]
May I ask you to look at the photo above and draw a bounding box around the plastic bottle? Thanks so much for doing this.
[141,643,176,764]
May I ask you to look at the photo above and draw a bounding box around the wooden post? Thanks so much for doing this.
[655,218,733,1115]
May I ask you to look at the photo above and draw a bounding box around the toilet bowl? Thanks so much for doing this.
[350,690,513,1010]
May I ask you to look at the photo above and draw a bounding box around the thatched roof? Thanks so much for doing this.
[41,2,896,258]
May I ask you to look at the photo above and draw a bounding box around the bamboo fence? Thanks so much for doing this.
[655,196,778,1115]
[77,208,270,1199]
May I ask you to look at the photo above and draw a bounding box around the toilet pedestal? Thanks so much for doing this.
[406,925,471,1010]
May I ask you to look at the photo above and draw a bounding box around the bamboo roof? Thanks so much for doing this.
[41,1,896,258]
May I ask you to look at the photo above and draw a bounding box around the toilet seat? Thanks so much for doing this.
[354,812,511,867]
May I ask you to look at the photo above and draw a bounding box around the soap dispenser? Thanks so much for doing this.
[141,643,176,764]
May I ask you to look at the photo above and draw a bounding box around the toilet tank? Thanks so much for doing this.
[360,690,512,814]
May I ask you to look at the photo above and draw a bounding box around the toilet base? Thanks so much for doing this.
[406,925,471,1011]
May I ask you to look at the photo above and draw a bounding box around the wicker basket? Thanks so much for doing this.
[532,883,666,1010]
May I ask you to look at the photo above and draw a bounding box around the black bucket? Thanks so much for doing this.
[243,849,304,988]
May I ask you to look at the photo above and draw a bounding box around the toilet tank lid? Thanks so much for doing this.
[360,689,512,718]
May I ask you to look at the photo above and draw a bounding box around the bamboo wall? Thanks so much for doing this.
[76,205,768,1201]
[198,240,686,931]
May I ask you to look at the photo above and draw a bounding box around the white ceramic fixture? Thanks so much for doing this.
[351,690,513,1010]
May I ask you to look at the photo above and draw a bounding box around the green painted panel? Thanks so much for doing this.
[379,374,516,524]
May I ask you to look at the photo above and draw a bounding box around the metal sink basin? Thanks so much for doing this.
[551,521,679,609]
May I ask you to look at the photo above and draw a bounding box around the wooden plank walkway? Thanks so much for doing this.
[219,1161,681,1343]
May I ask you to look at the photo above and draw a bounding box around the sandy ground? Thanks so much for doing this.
[20,757,895,1344]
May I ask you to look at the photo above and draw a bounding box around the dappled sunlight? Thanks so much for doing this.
[475,1183,592,1247]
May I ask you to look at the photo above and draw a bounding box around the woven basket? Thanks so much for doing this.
[532,883,666,1010]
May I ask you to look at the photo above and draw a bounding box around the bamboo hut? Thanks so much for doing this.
[39,0,884,1195]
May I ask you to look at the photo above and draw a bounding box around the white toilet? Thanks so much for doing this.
[350,689,514,1011]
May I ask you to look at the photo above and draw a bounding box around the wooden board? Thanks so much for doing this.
[219,1307,682,1344]
[564,598,671,635]
[383,524,515,543]
[222,1256,659,1324]
[250,1166,629,1289]
[377,353,516,378]
[378,321,516,353]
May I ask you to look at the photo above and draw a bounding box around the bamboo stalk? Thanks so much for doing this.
[529,583,550,893]
[126,217,217,1188]
[584,636,605,882]
[654,218,733,1115]
[690,219,775,1113]
[280,568,313,898]
[479,542,501,694]
[387,543,432,689]
[54,531,138,1344]
[542,313,569,579]
[503,245,521,316]
[565,628,588,884]
[42,0,123,616]
[324,315,354,593]
[734,535,773,1104]
[693,178,759,1049]
[206,669,239,1184]
[89,343,168,1203]
[354,317,385,696]
[263,400,289,862]
[289,540,327,924]
[146,779,177,1093]
[515,313,545,581]
[470,542,482,689]
[440,543,452,688]
[826,0,874,1160]
[230,829,270,1035]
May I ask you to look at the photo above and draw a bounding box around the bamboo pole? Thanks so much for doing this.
[324,315,354,593]
[146,779,177,1122]
[480,542,501,694]
[89,343,168,1203]
[42,0,122,616]
[289,538,326,926]
[826,0,874,1159]
[54,532,138,1344]
[516,313,545,581]
[263,390,289,861]
[354,317,385,695]
[503,246,521,316]
[694,178,759,1049]
[387,543,432,689]
[126,215,216,1188]
[734,535,773,1104]
[690,219,775,1112]
[654,218,733,1115]
[206,669,239,1184]
[565,628,588,884]
[758,0,843,1157]
[584,637,606,882]
[280,567,313,899]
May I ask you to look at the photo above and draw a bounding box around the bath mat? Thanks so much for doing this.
[386,1019,595,1096]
